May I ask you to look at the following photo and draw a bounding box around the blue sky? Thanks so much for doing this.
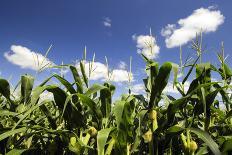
[0,0,231,96]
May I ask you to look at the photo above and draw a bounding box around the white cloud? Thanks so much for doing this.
[4,45,54,71]
[59,62,69,77]
[161,7,225,48]
[133,34,160,59]
[75,60,133,82]
[103,17,111,27]
[161,24,176,37]
[111,69,133,82]
[39,91,54,103]
[163,81,190,94]
[177,72,184,78]
[118,61,127,69]
[9,84,54,103]
[208,5,218,10]
[60,68,69,77]
[76,61,108,80]
[131,83,145,95]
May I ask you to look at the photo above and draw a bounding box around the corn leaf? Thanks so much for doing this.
[190,128,221,155]
[21,74,34,104]
[97,128,113,155]
[0,78,11,99]
[0,127,27,141]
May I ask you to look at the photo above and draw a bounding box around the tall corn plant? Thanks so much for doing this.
[0,36,232,155]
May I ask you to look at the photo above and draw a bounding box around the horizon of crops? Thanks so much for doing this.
[0,35,232,155]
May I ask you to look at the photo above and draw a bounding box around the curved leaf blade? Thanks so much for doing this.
[190,128,221,155]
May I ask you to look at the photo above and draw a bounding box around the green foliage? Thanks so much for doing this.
[0,38,231,155]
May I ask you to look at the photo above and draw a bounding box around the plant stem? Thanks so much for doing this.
[105,138,115,155]
[127,143,130,155]
[149,124,154,155]
[83,133,91,145]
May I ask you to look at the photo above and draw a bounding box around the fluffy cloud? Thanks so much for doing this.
[76,61,108,80]
[163,81,190,94]
[131,83,145,95]
[161,7,225,48]
[133,34,160,59]
[4,45,54,71]
[111,69,133,82]
[39,91,54,103]
[103,17,111,27]
[75,60,133,82]
[118,61,127,70]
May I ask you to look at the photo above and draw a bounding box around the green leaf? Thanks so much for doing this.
[171,63,179,87]
[113,100,126,129]
[0,78,11,99]
[38,74,76,94]
[190,128,221,155]
[196,146,209,155]
[146,62,159,92]
[214,83,231,106]
[70,65,84,93]
[30,85,47,106]
[52,74,76,94]
[141,53,153,64]
[131,110,147,153]
[196,63,211,81]
[21,74,34,104]
[85,84,106,96]
[6,149,27,155]
[46,85,77,128]
[80,61,88,88]
[0,127,27,141]
[39,104,57,129]
[100,83,115,118]
[0,110,18,116]
[12,100,48,130]
[167,96,188,125]
[97,128,113,155]
[149,62,172,107]
[167,82,220,124]
[77,94,102,119]
[225,110,232,119]
[219,63,232,80]
[182,56,200,84]
[113,96,135,148]
[223,64,232,76]
[167,125,184,134]
[221,139,232,153]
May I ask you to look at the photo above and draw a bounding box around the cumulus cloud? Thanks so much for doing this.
[133,34,160,59]
[161,7,225,48]
[103,17,111,27]
[111,69,133,82]
[75,60,133,82]
[161,24,176,37]
[39,91,54,103]
[163,81,190,94]
[118,61,127,70]
[131,83,145,95]
[76,61,108,80]
[4,45,54,71]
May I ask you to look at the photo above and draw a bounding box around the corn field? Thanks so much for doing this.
[0,38,232,155]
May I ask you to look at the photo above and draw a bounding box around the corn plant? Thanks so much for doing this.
[0,37,231,155]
